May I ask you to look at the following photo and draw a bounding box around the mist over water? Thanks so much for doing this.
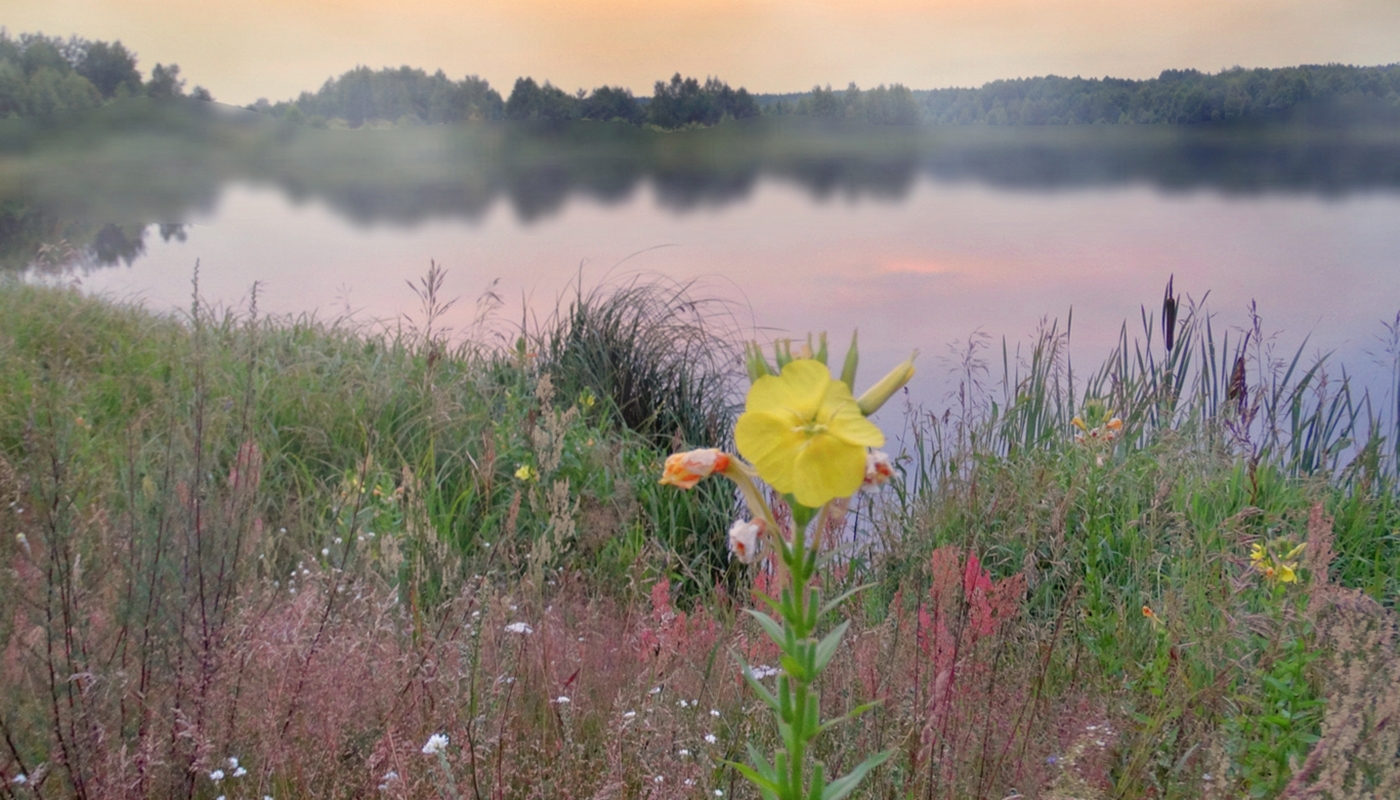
[6,100,1400,420]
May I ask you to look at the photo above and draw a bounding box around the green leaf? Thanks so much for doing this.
[819,583,874,618]
[745,608,790,650]
[807,760,827,800]
[780,653,808,683]
[821,749,893,800]
[730,761,782,800]
[819,699,884,734]
[814,620,850,674]
[735,654,781,711]
[744,744,780,783]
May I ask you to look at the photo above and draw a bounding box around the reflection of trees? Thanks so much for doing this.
[0,202,189,274]
[6,102,1400,273]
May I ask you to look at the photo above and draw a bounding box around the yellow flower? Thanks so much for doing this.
[1250,540,1304,584]
[514,464,538,481]
[735,359,884,508]
[1250,542,1267,567]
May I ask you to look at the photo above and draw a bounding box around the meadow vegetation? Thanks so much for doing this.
[0,272,1398,799]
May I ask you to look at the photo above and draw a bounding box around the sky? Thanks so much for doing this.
[3,0,1399,108]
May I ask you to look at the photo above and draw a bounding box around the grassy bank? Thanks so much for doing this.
[1,277,1397,799]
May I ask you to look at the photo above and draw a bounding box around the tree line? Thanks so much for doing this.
[254,69,764,129]
[0,30,210,118]
[912,64,1400,125]
[7,29,1397,128]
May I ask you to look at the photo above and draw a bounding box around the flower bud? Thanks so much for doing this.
[863,450,893,488]
[744,342,772,383]
[840,330,859,390]
[727,519,765,564]
[659,449,731,489]
[856,352,917,416]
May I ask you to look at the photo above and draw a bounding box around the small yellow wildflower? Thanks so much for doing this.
[1250,540,1304,584]
[514,464,538,481]
[735,360,884,508]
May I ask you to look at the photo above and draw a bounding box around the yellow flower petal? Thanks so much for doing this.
[736,359,884,507]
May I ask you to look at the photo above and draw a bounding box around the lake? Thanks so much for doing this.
[6,101,1400,423]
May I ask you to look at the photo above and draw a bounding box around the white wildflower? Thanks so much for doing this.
[705,733,718,744]
[233,767,247,778]
[863,449,894,488]
[210,769,225,783]
[421,733,449,755]
[503,622,533,635]
[727,519,764,563]
[555,696,571,704]
[710,708,721,717]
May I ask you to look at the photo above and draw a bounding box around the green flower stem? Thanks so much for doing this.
[738,498,889,800]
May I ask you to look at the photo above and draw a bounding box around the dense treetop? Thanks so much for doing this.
[0,29,209,118]
[253,68,762,130]
[905,64,1400,124]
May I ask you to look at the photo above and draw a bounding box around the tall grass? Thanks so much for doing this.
[1,274,1397,799]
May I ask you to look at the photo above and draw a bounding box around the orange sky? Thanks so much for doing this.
[3,0,1398,106]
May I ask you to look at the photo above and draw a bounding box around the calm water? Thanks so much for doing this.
[11,107,1400,418]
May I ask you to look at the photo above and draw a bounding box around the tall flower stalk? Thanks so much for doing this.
[660,332,915,800]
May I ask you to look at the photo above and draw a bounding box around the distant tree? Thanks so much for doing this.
[18,35,69,77]
[581,85,642,123]
[191,85,212,101]
[505,77,578,121]
[427,72,503,121]
[25,66,101,115]
[799,84,842,117]
[77,40,141,98]
[862,83,918,124]
[146,63,185,98]
[0,61,25,117]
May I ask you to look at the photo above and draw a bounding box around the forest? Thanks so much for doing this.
[911,63,1400,124]
[0,30,208,118]
[3,28,1399,130]
[256,61,1400,129]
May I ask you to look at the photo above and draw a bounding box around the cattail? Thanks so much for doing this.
[1161,274,1178,353]
[1227,352,1247,408]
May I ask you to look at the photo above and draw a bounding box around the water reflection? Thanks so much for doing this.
[3,98,1400,273]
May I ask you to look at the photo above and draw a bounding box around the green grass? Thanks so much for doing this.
[0,276,1397,799]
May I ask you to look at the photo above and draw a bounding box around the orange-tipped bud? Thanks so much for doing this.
[659,449,731,489]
